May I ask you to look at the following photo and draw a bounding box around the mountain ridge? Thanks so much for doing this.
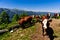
[0,8,56,18]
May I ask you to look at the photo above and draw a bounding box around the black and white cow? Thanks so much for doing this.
[41,15,52,36]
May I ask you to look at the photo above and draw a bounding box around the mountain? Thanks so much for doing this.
[0,8,55,18]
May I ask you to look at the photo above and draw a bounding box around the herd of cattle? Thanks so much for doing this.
[18,13,60,28]
[13,13,60,31]
[0,13,60,33]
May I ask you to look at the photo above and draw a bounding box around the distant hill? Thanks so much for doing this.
[0,8,55,18]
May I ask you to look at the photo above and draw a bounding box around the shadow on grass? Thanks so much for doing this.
[20,22,35,29]
[46,22,58,40]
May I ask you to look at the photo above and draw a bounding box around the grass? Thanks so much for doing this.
[7,21,18,29]
[0,19,37,40]
[0,23,8,29]
[0,25,36,40]
[0,32,11,40]
[0,21,18,30]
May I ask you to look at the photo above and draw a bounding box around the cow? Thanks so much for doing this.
[47,13,51,19]
[18,16,33,28]
[54,13,57,19]
[54,13,59,19]
[41,15,52,36]
[35,15,41,22]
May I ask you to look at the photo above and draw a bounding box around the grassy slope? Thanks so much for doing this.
[0,19,60,40]
[0,25,37,40]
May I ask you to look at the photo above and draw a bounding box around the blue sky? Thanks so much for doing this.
[0,0,60,12]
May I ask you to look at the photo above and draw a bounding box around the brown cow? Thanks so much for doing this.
[35,15,41,22]
[18,16,33,28]
[54,13,59,19]
[54,13,57,19]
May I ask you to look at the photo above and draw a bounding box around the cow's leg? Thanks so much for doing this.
[44,28,47,35]
[20,23,25,29]
[42,27,47,36]
[42,27,44,36]
[42,26,44,36]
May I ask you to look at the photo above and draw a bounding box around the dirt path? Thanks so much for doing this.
[31,22,50,40]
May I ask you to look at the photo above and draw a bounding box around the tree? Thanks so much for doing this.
[0,11,9,24]
[12,14,19,22]
[19,12,28,18]
[0,16,2,24]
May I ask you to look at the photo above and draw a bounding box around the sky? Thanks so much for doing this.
[0,0,60,12]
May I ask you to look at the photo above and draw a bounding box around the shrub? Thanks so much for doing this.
[0,23,8,29]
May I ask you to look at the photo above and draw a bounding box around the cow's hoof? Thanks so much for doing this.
[43,33,47,36]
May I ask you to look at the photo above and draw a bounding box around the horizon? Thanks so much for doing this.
[0,7,59,13]
[0,8,59,13]
[0,0,60,12]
